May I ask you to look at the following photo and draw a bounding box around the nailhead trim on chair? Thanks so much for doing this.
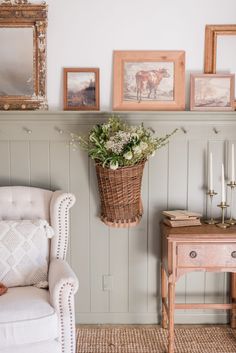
[56,196,73,260]
[59,282,75,353]
[50,192,76,353]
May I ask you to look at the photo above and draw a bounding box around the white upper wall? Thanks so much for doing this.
[40,0,236,109]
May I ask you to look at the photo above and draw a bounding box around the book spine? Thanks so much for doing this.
[163,219,201,227]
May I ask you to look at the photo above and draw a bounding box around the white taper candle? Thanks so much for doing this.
[222,163,225,203]
[209,152,213,191]
[232,144,235,182]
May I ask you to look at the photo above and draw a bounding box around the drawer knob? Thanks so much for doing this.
[189,251,197,259]
[231,251,236,259]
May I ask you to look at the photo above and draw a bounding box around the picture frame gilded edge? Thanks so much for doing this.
[0,2,48,111]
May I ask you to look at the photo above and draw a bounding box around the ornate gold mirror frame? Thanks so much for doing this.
[0,0,48,110]
[204,24,236,109]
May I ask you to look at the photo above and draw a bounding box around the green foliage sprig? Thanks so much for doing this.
[70,116,177,170]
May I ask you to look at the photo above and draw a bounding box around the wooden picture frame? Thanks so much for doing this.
[64,68,99,111]
[113,50,185,111]
[190,73,235,111]
[204,25,236,109]
[0,1,48,110]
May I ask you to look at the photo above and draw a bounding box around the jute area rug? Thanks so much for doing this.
[77,326,236,353]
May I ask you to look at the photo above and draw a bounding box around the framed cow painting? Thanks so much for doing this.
[113,50,185,111]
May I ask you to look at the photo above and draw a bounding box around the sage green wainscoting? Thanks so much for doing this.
[0,111,236,324]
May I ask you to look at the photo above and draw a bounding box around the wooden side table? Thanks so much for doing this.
[161,223,236,353]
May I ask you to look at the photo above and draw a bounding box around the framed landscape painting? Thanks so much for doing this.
[190,74,235,111]
[113,50,185,111]
[64,68,99,110]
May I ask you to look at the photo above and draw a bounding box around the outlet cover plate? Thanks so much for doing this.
[102,275,113,291]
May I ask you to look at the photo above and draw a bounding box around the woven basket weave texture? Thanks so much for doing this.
[95,161,145,227]
[77,326,236,353]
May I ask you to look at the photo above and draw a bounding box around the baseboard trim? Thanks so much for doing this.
[76,312,229,325]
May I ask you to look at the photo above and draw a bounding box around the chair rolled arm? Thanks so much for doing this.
[50,191,76,260]
[49,259,78,353]
[49,259,79,305]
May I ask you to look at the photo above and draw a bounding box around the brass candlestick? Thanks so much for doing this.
[205,190,218,224]
[226,181,236,225]
[216,202,230,229]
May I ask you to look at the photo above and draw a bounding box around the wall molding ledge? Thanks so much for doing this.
[0,111,236,124]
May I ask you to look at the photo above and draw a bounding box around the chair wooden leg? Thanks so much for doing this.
[231,273,236,328]
[161,264,168,329]
[168,282,175,353]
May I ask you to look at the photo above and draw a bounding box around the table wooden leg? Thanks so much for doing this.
[231,273,236,328]
[168,282,175,353]
[161,264,168,329]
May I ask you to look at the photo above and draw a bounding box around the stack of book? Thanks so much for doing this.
[162,210,202,227]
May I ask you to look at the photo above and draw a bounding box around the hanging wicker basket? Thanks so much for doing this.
[95,160,146,228]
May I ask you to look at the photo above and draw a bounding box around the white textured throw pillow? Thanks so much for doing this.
[0,220,54,288]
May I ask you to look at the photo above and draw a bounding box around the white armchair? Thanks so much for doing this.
[0,186,78,353]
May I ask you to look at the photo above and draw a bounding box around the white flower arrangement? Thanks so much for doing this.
[70,116,177,169]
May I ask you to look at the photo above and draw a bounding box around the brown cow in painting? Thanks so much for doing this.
[135,68,170,102]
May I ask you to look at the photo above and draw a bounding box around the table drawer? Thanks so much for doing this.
[177,243,236,268]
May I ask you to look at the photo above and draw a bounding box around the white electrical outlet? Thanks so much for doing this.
[102,275,113,291]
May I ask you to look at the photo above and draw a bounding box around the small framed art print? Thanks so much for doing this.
[113,50,185,111]
[190,73,235,111]
[64,68,99,110]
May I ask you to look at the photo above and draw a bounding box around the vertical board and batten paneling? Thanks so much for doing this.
[168,138,188,318]
[30,141,50,189]
[148,144,168,315]
[228,140,236,221]
[109,227,129,314]
[185,140,206,321]
[49,141,71,261]
[10,141,30,185]
[49,141,70,192]
[0,111,236,325]
[128,163,149,314]
[70,146,91,313]
[0,141,10,185]
[89,160,110,314]
[205,140,226,320]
